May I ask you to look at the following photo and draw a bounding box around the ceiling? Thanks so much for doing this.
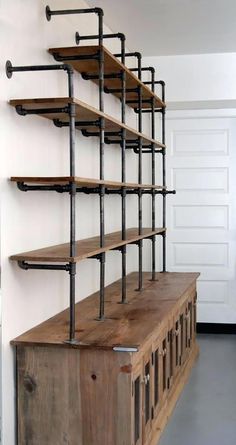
[86,0,236,56]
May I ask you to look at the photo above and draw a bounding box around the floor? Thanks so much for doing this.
[159,334,236,445]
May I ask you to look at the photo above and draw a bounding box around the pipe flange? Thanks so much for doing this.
[6,60,13,79]
[45,5,51,21]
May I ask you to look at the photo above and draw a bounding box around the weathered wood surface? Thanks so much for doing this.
[48,45,165,109]
[17,347,132,445]
[9,97,164,148]
[12,272,199,349]
[10,175,164,190]
[10,228,165,263]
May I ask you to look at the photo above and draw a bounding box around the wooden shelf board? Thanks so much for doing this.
[9,97,164,149]
[10,176,164,190]
[11,271,200,348]
[48,45,165,110]
[10,227,165,263]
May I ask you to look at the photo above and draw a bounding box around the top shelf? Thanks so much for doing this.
[48,45,165,110]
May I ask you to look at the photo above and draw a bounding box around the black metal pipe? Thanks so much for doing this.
[6,61,74,99]
[75,31,125,45]
[18,261,71,271]
[16,106,69,116]
[160,81,166,272]
[137,53,143,291]
[69,100,77,341]
[53,119,100,128]
[134,108,164,114]
[99,253,106,320]
[82,72,122,80]
[151,68,156,280]
[130,66,155,73]
[114,51,142,59]
[97,10,106,320]
[104,87,139,94]
[16,182,70,193]
[121,67,127,303]
[46,5,103,21]
[69,262,76,341]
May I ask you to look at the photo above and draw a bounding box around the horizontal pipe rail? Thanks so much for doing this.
[46,5,104,21]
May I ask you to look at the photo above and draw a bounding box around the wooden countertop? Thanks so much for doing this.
[11,272,200,349]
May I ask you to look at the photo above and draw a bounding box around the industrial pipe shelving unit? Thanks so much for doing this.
[6,5,175,345]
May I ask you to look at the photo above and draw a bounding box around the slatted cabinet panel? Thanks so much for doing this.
[152,326,167,420]
[142,348,153,444]
[132,362,143,445]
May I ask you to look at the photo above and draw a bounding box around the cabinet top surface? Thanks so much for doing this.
[12,272,199,350]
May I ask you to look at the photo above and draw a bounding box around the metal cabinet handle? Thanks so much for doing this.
[142,374,150,385]
[159,348,167,357]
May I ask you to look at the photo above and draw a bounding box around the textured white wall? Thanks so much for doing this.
[144,52,236,105]
[0,1,156,443]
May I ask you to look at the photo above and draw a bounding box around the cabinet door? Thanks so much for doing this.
[142,350,152,444]
[132,363,142,445]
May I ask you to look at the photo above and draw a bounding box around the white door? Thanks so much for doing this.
[166,109,236,323]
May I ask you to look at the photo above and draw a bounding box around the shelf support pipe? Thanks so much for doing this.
[159,81,166,272]
[137,53,143,291]
[150,68,156,281]
[98,9,106,320]
[121,40,127,303]
[45,4,107,322]
[6,60,78,342]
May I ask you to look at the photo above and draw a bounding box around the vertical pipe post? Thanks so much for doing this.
[137,55,143,290]
[69,95,76,341]
[151,69,156,280]
[121,39,127,302]
[98,10,106,319]
[161,82,166,272]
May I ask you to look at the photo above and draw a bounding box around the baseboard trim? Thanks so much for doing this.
[197,323,236,334]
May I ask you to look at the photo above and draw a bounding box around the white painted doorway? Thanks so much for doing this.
[165,109,236,323]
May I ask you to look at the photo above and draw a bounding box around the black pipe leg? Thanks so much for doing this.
[138,240,143,290]
[69,263,76,341]
[121,246,127,303]
[152,236,156,281]
[98,253,106,320]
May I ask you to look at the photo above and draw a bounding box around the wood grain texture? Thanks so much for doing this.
[15,274,199,445]
[10,176,165,190]
[11,272,200,349]
[10,227,166,263]
[48,45,165,110]
[9,97,164,148]
[17,347,132,445]
[17,346,83,445]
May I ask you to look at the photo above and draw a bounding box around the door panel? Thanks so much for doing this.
[166,113,236,323]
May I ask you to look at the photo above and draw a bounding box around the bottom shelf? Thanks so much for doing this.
[12,271,200,349]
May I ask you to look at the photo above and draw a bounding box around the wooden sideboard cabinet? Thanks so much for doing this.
[13,272,199,445]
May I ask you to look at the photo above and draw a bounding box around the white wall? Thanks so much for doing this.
[0,1,154,443]
[144,52,236,106]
